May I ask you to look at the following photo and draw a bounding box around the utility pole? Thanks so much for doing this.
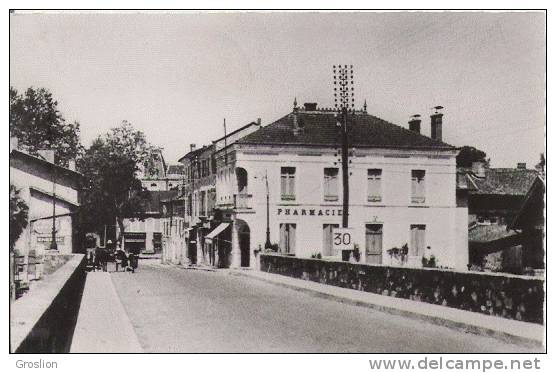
[223,118,228,166]
[333,65,355,229]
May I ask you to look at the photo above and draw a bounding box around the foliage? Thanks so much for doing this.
[422,255,437,268]
[10,87,83,167]
[535,152,545,176]
[10,184,29,251]
[310,252,322,259]
[77,121,160,242]
[456,146,488,168]
[387,243,409,264]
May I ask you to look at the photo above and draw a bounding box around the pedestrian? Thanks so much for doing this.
[115,244,128,272]
[93,245,102,272]
[128,248,138,273]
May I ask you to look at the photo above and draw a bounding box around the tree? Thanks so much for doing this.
[77,121,160,243]
[535,152,545,177]
[456,146,488,168]
[10,87,83,167]
[10,184,29,252]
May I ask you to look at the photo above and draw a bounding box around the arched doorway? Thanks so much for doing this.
[238,222,251,267]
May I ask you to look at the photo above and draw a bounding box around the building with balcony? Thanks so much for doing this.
[172,121,261,266]
[210,101,469,270]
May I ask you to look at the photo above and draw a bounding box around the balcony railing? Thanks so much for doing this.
[234,193,253,209]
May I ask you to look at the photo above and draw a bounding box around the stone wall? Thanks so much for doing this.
[11,254,86,353]
[260,254,544,324]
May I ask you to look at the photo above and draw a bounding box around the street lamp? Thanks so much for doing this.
[50,154,58,251]
[264,170,271,250]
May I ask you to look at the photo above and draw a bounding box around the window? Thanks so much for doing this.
[323,168,339,201]
[411,170,426,203]
[200,191,206,216]
[410,225,426,257]
[367,169,382,202]
[365,224,383,264]
[322,224,340,256]
[281,167,296,200]
[279,223,296,254]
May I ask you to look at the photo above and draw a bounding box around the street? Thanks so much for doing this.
[110,261,538,353]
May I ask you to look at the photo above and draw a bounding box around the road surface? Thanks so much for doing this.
[111,261,538,353]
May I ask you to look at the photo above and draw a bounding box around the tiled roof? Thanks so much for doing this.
[237,111,456,149]
[166,164,185,175]
[469,168,538,196]
[178,144,214,163]
[468,223,517,243]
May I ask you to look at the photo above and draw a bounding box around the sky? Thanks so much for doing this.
[10,11,546,167]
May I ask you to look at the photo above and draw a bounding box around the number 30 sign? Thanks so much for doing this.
[332,228,354,251]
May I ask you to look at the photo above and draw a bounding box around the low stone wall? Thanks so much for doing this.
[260,254,544,324]
[11,254,86,353]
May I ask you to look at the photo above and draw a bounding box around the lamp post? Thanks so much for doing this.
[264,170,271,250]
[50,155,58,251]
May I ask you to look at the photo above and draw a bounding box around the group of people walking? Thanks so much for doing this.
[87,240,139,273]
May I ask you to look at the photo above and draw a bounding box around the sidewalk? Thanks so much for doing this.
[70,272,143,353]
[230,269,544,348]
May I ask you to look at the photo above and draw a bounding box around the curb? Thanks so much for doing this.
[230,271,544,350]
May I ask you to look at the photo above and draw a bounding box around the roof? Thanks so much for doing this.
[166,164,185,175]
[509,176,545,230]
[212,122,258,143]
[469,168,538,196]
[10,148,83,181]
[177,144,214,163]
[469,223,517,243]
[236,111,456,150]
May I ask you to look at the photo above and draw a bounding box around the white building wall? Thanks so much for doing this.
[222,145,467,269]
[10,165,78,256]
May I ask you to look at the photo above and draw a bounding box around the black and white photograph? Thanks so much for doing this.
[7,7,547,365]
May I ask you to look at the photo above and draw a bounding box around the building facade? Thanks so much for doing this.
[208,102,468,270]
[10,145,82,257]
[172,121,261,266]
[464,162,543,273]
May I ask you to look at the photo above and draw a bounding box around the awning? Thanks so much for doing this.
[205,223,230,242]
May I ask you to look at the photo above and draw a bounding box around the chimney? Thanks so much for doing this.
[190,144,196,152]
[10,137,19,151]
[303,102,317,111]
[68,160,76,171]
[430,106,444,142]
[472,161,486,178]
[517,162,527,170]
[256,118,261,126]
[408,114,421,134]
[38,149,55,164]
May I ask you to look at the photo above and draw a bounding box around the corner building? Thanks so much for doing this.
[212,102,468,270]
